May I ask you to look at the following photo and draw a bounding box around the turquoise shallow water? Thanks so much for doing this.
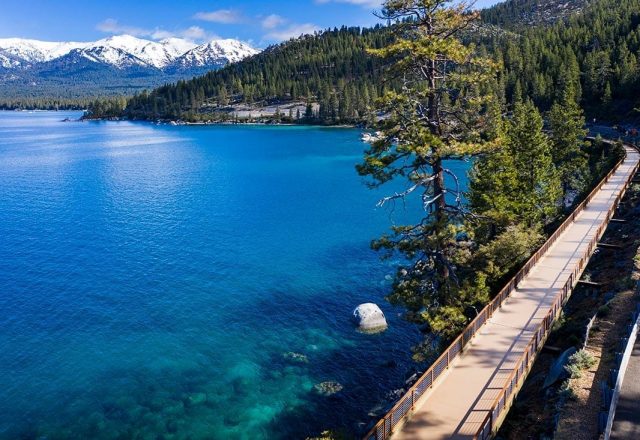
[0,112,469,439]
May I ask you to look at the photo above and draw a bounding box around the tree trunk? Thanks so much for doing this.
[427,54,449,281]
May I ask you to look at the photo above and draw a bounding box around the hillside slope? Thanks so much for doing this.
[122,26,392,123]
[482,0,640,118]
[481,0,588,29]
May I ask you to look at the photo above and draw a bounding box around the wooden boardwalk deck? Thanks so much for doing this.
[389,145,640,440]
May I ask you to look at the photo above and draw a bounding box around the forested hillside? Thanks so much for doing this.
[122,26,393,123]
[483,0,640,117]
[86,0,640,124]
[481,0,587,29]
[0,97,96,111]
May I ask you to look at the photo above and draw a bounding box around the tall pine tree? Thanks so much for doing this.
[357,0,498,340]
[548,85,588,207]
[508,100,561,226]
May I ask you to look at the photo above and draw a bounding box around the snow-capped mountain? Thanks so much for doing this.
[0,37,86,65]
[160,38,199,61]
[70,46,149,68]
[0,35,259,98]
[171,39,259,70]
[85,35,197,68]
[0,49,22,68]
[0,35,257,70]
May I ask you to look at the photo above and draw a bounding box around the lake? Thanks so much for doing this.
[0,111,469,439]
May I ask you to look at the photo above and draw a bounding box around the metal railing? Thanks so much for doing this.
[364,142,638,440]
[602,304,640,439]
[474,144,639,439]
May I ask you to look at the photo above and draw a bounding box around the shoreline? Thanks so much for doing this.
[80,115,360,129]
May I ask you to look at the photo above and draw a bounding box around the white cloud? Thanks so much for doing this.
[263,23,320,41]
[193,9,243,24]
[150,26,218,41]
[96,19,216,43]
[315,0,381,7]
[96,19,148,37]
[261,14,287,29]
[179,26,212,41]
[148,29,175,40]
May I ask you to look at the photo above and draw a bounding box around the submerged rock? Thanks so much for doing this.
[186,393,207,406]
[231,377,252,397]
[381,359,397,369]
[283,352,309,363]
[385,388,405,400]
[313,381,344,396]
[353,303,388,332]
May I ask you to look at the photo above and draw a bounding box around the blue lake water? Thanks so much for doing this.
[0,111,470,439]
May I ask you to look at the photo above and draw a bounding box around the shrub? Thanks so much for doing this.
[597,304,611,318]
[557,381,577,402]
[570,350,597,370]
[564,349,597,379]
[565,363,583,379]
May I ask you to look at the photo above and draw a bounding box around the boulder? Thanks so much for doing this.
[313,381,343,396]
[353,303,388,332]
[543,347,577,388]
[283,352,309,363]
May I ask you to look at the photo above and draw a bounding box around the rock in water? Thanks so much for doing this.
[283,352,309,363]
[186,393,207,406]
[353,303,387,332]
[313,381,344,396]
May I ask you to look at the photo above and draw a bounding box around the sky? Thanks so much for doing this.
[0,0,502,48]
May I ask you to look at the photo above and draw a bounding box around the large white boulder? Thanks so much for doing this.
[353,303,388,331]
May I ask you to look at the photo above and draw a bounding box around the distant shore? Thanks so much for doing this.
[80,114,361,129]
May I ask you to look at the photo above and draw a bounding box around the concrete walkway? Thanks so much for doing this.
[610,328,640,440]
[392,146,640,440]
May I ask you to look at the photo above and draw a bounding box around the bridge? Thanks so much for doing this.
[366,143,640,440]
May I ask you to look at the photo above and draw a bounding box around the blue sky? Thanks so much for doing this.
[0,0,502,47]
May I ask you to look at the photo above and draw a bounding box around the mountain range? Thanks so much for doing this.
[0,35,259,99]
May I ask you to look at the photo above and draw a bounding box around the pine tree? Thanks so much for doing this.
[508,100,561,226]
[467,104,519,242]
[602,82,612,105]
[467,101,546,289]
[305,100,314,119]
[548,84,588,206]
[357,0,498,340]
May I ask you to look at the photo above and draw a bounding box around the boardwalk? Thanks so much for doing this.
[389,145,640,440]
